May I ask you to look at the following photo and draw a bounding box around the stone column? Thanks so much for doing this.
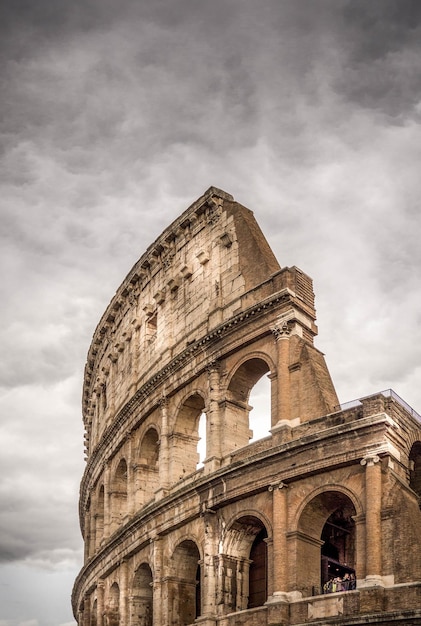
[103,463,111,540]
[107,343,117,417]
[202,510,218,617]
[125,434,134,515]
[82,595,90,626]
[360,454,383,585]
[271,320,291,424]
[269,482,289,600]
[236,556,251,611]
[130,313,141,391]
[119,559,129,625]
[84,504,92,562]
[153,536,164,625]
[97,580,105,626]
[205,363,222,472]
[352,513,366,581]
[158,396,170,493]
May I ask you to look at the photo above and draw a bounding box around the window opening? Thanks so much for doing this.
[197,412,206,469]
[146,313,157,343]
[249,374,271,443]
[409,441,421,505]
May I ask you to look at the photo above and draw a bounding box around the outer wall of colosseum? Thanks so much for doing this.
[73,187,421,626]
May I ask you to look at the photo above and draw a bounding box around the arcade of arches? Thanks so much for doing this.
[74,188,421,626]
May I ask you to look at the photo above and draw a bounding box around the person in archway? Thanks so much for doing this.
[342,573,350,590]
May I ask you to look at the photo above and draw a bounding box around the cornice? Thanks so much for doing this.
[73,412,395,608]
[79,287,297,522]
[83,187,233,408]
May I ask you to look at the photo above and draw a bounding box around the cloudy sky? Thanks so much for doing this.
[1,1,421,624]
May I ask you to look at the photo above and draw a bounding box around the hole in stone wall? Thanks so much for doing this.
[249,374,271,443]
[197,412,206,469]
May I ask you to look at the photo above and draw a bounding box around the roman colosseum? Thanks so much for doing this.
[73,187,421,625]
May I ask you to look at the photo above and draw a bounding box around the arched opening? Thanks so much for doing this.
[197,411,206,469]
[409,441,421,505]
[223,358,271,455]
[110,459,128,533]
[171,393,205,481]
[222,515,268,612]
[130,563,153,626]
[142,428,159,465]
[297,490,357,597]
[249,373,271,443]
[321,509,356,592]
[248,526,268,608]
[135,428,160,508]
[95,485,104,549]
[171,540,201,625]
[106,582,119,626]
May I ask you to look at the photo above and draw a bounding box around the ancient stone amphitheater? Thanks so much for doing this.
[73,188,421,626]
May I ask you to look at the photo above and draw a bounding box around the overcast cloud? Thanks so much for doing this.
[1,1,421,624]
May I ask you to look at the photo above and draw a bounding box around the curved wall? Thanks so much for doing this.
[73,188,421,626]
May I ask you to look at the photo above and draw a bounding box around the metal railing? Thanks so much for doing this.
[336,389,421,424]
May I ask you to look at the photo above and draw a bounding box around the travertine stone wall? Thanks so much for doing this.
[73,189,421,626]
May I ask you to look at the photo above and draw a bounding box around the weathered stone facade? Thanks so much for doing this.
[73,187,421,626]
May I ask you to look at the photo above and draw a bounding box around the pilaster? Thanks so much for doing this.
[97,580,104,626]
[268,482,289,600]
[360,454,384,587]
[204,362,222,472]
[158,396,170,494]
[119,559,129,625]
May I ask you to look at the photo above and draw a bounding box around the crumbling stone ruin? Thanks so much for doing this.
[73,187,421,625]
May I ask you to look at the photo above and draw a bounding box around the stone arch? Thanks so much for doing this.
[224,508,273,545]
[222,356,273,454]
[130,562,153,626]
[134,427,160,509]
[110,458,128,534]
[294,488,359,597]
[140,426,160,465]
[170,392,206,481]
[409,441,421,504]
[169,539,202,625]
[221,514,269,612]
[292,484,363,528]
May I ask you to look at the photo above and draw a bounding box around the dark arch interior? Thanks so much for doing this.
[248,527,268,608]
[321,508,356,592]
[173,540,201,624]
[131,564,153,626]
[409,441,421,503]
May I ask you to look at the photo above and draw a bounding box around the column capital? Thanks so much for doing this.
[206,359,221,375]
[271,320,292,340]
[159,393,168,407]
[361,454,380,467]
[268,481,288,491]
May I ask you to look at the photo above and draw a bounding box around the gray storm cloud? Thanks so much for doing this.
[1,1,421,624]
